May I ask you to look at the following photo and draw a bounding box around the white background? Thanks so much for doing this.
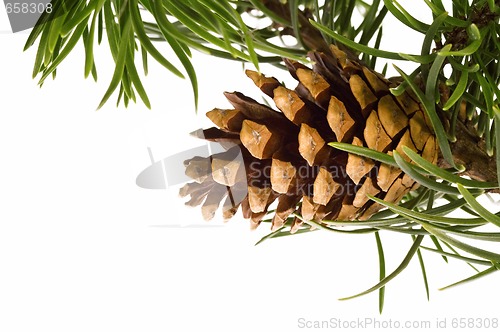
[1,2,499,332]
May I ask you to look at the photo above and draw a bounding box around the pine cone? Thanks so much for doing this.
[179,44,438,231]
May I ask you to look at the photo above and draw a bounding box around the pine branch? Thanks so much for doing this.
[23,0,500,309]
